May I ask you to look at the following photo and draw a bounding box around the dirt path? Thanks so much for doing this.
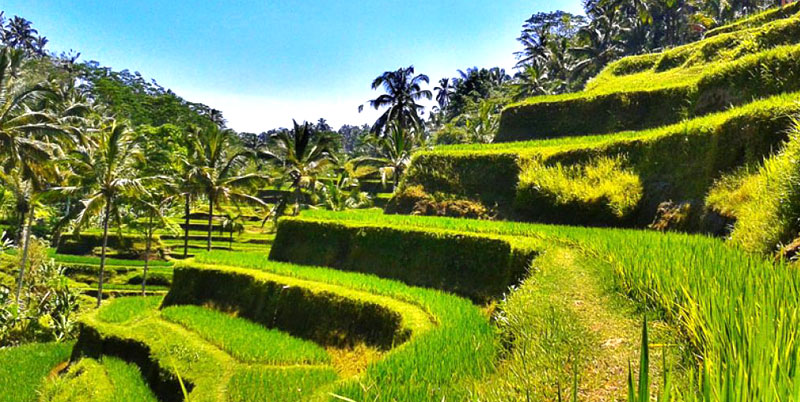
[475,246,688,401]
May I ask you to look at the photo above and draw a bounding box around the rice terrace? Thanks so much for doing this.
[3,0,800,401]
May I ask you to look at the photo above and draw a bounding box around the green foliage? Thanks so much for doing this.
[0,238,80,346]
[411,92,800,228]
[40,356,158,402]
[269,217,538,302]
[498,15,800,142]
[227,366,338,402]
[96,296,162,324]
[0,341,74,402]
[709,122,800,253]
[191,251,498,401]
[516,156,643,225]
[161,304,330,365]
[304,209,800,400]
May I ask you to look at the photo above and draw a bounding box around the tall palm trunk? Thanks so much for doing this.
[15,203,34,304]
[183,194,190,259]
[142,214,152,296]
[207,194,213,252]
[97,198,112,307]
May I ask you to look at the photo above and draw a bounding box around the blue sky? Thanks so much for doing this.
[11,1,584,132]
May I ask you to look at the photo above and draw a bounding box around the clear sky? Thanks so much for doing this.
[10,1,584,132]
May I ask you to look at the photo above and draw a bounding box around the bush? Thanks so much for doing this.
[385,185,491,219]
[269,217,537,302]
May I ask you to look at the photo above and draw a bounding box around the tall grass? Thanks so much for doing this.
[194,251,498,401]
[39,356,158,402]
[301,210,800,400]
[161,305,330,365]
[713,122,800,253]
[96,296,163,323]
[0,342,74,402]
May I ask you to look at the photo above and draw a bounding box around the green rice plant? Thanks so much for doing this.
[516,156,642,224]
[715,121,800,253]
[191,252,499,401]
[227,366,338,402]
[96,296,163,323]
[299,210,800,400]
[161,305,330,365]
[0,341,73,402]
[40,356,158,402]
[268,217,539,301]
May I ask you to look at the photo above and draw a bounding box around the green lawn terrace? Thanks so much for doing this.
[64,255,494,401]
[400,5,800,231]
[496,1,800,142]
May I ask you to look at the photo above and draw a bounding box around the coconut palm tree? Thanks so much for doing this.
[70,118,143,306]
[260,120,337,214]
[192,125,267,251]
[434,78,454,109]
[359,66,432,136]
[0,47,74,304]
[353,122,417,191]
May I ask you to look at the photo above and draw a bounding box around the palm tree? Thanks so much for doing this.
[71,119,143,307]
[354,123,417,191]
[261,120,337,214]
[129,192,175,295]
[434,78,454,109]
[359,66,432,135]
[219,212,245,250]
[0,47,72,304]
[192,125,266,251]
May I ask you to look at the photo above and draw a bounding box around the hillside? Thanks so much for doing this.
[399,2,800,244]
[6,4,800,402]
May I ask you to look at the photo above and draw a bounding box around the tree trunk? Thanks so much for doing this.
[15,203,34,305]
[229,228,233,250]
[143,215,152,297]
[97,199,112,307]
[207,195,213,252]
[183,194,190,259]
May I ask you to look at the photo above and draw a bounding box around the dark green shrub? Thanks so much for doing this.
[269,218,537,302]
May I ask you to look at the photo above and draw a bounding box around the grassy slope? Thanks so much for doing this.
[498,4,800,141]
[161,304,331,365]
[0,342,74,402]
[191,252,498,401]
[302,209,800,399]
[405,90,800,227]
[80,297,340,402]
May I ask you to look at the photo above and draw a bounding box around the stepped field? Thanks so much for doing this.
[7,5,800,402]
[400,3,800,231]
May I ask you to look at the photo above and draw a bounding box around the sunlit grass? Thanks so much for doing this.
[161,305,330,365]
[300,209,800,400]
[0,342,74,402]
